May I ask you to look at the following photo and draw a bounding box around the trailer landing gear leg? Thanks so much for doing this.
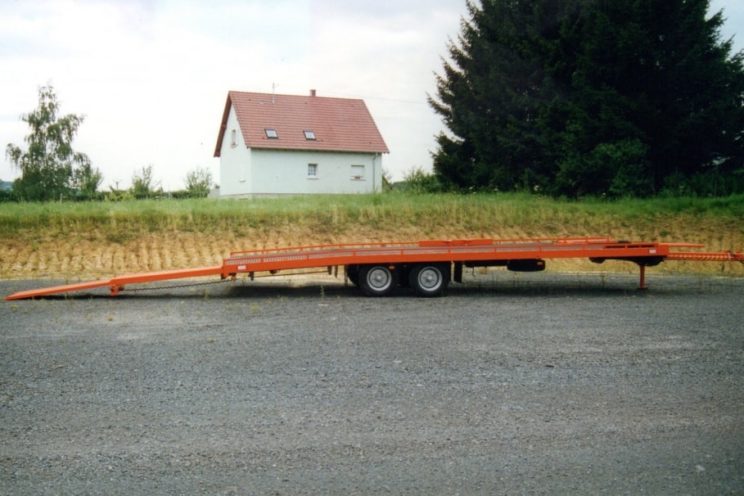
[638,264,647,291]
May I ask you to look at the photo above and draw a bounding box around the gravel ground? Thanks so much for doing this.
[1,272,743,495]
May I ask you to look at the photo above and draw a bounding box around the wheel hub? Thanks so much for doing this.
[419,268,441,290]
[368,268,391,289]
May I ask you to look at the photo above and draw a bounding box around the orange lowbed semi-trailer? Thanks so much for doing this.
[5,237,743,301]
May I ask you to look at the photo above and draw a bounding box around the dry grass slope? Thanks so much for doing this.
[1,193,742,279]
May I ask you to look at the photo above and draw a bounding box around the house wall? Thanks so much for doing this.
[219,105,252,196]
[249,149,382,195]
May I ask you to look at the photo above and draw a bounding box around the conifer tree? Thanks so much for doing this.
[430,0,744,196]
[553,0,744,195]
[430,1,573,191]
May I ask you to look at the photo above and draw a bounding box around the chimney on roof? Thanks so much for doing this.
[310,89,316,97]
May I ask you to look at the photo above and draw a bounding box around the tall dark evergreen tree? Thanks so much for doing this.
[430,1,577,191]
[430,0,744,196]
[554,0,744,195]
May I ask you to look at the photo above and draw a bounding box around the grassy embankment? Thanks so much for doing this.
[0,193,742,279]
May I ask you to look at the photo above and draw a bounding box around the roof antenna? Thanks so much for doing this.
[271,82,276,104]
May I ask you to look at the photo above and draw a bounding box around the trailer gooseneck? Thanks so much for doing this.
[5,237,743,300]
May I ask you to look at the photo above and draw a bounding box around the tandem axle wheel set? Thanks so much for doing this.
[345,258,545,297]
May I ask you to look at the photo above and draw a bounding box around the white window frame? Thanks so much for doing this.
[230,129,237,147]
[307,163,318,178]
[265,128,278,139]
[304,130,316,140]
[351,164,365,181]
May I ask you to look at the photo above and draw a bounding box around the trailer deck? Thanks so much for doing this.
[5,237,743,300]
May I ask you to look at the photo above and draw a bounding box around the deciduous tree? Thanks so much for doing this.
[184,167,212,198]
[131,165,158,199]
[6,85,102,200]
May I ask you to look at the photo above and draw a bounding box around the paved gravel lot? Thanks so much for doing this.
[1,273,743,495]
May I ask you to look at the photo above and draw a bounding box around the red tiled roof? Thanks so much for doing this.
[214,91,389,157]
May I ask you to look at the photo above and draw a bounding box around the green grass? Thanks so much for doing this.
[0,192,742,240]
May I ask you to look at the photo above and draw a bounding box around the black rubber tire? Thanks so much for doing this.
[345,265,360,287]
[409,263,450,297]
[397,266,411,288]
[359,265,397,297]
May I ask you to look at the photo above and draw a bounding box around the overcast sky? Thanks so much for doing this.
[1,0,742,190]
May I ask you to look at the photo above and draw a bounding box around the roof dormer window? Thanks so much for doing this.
[265,128,278,139]
[304,130,316,140]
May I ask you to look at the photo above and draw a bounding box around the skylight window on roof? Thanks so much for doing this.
[265,128,278,139]
[304,130,316,140]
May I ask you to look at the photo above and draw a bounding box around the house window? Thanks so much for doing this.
[265,128,278,139]
[230,129,237,147]
[307,163,318,178]
[351,164,365,180]
[304,130,316,140]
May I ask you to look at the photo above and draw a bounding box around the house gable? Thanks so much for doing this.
[218,104,252,196]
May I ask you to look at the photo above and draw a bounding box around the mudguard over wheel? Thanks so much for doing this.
[409,263,450,297]
[359,265,397,297]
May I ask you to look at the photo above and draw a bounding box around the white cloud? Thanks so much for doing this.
[2,0,739,190]
[0,0,326,189]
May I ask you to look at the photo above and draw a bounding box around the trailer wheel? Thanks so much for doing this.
[359,265,396,297]
[409,263,449,297]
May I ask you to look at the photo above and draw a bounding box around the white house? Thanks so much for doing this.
[214,90,389,197]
